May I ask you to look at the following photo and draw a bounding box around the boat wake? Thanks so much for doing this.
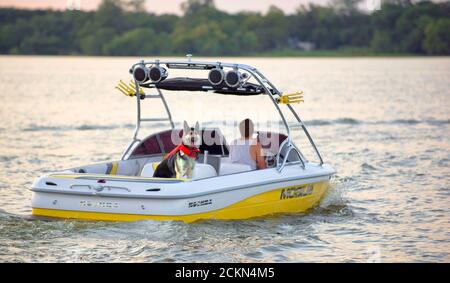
[311,176,353,217]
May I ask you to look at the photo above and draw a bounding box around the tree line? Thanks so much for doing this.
[0,0,449,56]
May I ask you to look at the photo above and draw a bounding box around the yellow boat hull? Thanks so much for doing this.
[32,181,330,223]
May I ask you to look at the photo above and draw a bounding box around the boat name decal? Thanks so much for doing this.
[280,185,313,200]
[80,200,119,208]
[188,199,212,208]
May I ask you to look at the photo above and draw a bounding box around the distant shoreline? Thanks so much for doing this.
[1,2,448,57]
[2,47,449,58]
[1,52,448,58]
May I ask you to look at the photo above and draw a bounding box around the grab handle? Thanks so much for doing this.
[70,184,130,194]
[203,150,209,164]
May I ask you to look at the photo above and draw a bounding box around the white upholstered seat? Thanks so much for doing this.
[141,163,217,180]
[219,162,252,175]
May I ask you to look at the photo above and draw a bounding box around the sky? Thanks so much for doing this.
[0,0,332,14]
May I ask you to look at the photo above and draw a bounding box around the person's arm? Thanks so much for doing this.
[251,143,266,169]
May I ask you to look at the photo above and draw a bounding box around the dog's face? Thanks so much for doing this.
[182,121,201,149]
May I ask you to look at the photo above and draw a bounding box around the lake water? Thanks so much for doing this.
[0,56,449,262]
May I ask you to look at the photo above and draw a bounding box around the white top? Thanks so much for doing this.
[229,138,257,170]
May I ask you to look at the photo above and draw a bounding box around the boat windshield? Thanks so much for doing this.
[130,128,288,157]
[130,128,229,157]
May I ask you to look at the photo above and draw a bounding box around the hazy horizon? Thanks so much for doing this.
[0,0,338,14]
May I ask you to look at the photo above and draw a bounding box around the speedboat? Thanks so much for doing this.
[30,56,336,222]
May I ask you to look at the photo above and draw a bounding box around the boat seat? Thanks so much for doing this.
[219,162,252,175]
[73,162,120,175]
[197,154,221,175]
[140,162,217,180]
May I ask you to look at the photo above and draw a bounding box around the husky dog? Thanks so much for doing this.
[153,121,201,179]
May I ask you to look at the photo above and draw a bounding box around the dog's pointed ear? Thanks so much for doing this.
[194,122,200,133]
[183,120,189,133]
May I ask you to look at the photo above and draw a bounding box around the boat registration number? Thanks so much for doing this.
[188,199,212,208]
[80,200,119,208]
[280,185,313,200]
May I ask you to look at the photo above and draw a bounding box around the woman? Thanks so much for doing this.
[229,119,266,170]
